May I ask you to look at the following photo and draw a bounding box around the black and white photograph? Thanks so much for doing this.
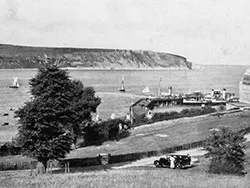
[0,0,250,187]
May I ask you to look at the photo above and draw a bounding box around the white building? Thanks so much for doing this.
[239,69,250,103]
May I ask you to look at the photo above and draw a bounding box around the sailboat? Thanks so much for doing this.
[142,86,150,94]
[9,77,19,88]
[118,76,125,92]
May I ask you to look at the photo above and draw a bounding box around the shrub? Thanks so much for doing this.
[205,127,246,175]
[133,113,148,126]
[4,142,21,155]
[219,105,226,111]
[83,118,131,146]
[0,156,37,171]
[133,107,216,127]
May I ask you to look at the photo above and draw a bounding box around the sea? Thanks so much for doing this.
[0,65,249,121]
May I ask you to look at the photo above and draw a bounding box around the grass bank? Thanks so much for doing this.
[0,168,249,188]
[67,110,250,159]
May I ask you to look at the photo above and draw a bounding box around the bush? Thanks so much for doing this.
[133,107,216,127]
[0,156,37,171]
[83,118,131,146]
[219,105,226,111]
[133,113,148,126]
[4,142,21,155]
[205,127,246,175]
[0,142,21,156]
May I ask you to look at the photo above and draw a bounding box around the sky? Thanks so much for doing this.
[0,0,250,65]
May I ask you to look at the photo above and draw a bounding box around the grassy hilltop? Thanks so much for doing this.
[0,44,192,69]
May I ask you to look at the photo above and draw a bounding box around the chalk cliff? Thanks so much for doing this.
[0,44,192,69]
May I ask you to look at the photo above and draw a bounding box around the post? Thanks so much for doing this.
[50,161,52,174]
[130,107,134,125]
[67,162,70,173]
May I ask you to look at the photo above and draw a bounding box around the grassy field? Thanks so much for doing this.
[0,142,249,188]
[0,143,249,188]
[67,110,250,158]
[0,112,249,188]
[0,165,249,188]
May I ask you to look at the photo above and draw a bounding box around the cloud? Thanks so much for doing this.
[0,0,250,65]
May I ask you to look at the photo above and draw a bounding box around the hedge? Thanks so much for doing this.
[133,107,217,126]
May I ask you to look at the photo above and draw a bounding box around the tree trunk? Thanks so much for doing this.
[42,160,48,172]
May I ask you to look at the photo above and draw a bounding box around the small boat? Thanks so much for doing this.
[118,76,125,92]
[9,77,19,88]
[142,86,150,94]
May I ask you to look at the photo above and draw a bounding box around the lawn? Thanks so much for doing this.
[67,110,250,159]
[0,166,249,188]
[1,142,249,188]
[0,111,250,188]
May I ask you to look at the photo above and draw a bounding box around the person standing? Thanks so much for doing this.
[170,156,175,169]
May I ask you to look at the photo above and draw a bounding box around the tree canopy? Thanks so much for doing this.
[205,127,246,175]
[15,65,101,168]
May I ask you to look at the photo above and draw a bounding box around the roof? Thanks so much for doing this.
[241,69,250,85]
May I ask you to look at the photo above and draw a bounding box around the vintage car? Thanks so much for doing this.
[154,154,192,169]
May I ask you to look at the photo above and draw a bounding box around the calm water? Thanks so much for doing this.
[0,65,248,120]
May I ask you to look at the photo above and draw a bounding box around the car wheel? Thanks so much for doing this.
[176,163,181,169]
[154,160,161,168]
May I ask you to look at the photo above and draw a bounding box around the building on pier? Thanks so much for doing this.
[239,69,250,103]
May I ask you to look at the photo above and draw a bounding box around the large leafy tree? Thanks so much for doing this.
[15,65,101,169]
[205,127,246,175]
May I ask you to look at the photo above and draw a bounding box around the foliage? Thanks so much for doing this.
[133,107,216,127]
[83,118,131,146]
[0,142,21,156]
[219,104,226,111]
[0,155,37,171]
[15,65,101,168]
[205,127,246,175]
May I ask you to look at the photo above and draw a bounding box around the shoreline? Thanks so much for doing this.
[0,67,192,71]
[1,65,248,71]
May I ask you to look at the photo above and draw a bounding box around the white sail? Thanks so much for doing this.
[13,77,19,87]
[10,77,19,88]
[142,86,150,93]
[121,76,125,89]
[118,76,125,92]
